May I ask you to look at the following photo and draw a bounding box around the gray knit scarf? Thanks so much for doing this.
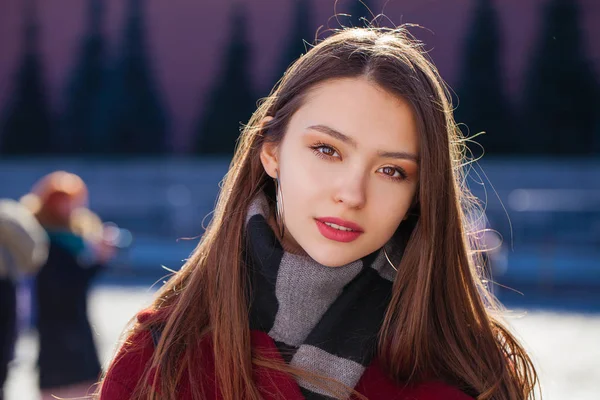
[245,193,404,399]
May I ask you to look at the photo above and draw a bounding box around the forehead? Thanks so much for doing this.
[289,77,419,153]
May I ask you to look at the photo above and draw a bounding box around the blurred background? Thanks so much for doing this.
[0,0,599,398]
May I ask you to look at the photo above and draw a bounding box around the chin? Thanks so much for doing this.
[306,247,362,268]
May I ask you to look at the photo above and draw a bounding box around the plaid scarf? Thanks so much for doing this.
[245,194,402,399]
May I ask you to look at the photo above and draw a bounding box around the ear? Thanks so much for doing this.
[259,116,278,179]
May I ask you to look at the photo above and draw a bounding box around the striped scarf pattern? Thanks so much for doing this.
[245,194,401,399]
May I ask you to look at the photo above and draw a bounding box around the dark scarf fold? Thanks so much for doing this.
[245,194,403,399]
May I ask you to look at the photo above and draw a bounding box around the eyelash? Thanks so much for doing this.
[311,142,339,159]
[309,142,409,182]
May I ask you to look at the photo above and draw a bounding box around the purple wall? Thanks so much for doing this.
[1,0,599,152]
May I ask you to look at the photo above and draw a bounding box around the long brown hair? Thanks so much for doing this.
[99,27,538,400]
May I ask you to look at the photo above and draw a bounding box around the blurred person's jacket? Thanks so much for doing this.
[0,198,49,399]
[35,224,105,389]
[0,199,48,280]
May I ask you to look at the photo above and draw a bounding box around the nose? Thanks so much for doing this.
[332,166,367,209]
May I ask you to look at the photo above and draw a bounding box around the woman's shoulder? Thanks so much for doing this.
[99,308,161,398]
[357,359,474,400]
[102,309,474,400]
[137,307,162,324]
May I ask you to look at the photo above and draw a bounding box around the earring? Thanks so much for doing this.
[383,247,398,272]
[274,170,285,239]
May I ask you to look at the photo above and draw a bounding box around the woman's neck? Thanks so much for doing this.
[266,212,307,256]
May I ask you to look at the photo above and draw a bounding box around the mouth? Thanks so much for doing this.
[315,217,363,243]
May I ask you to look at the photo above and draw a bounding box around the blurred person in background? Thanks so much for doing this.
[25,171,115,399]
[0,198,48,400]
[98,27,538,400]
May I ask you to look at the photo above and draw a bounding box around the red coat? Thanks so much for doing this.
[100,310,473,399]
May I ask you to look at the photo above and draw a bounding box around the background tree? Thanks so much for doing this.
[61,0,106,154]
[267,0,313,92]
[522,0,598,155]
[0,0,54,155]
[193,7,255,155]
[90,0,169,155]
[455,0,512,156]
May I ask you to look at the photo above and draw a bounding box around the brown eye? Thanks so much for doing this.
[377,166,407,181]
[312,144,340,158]
[382,167,397,177]
[319,146,335,156]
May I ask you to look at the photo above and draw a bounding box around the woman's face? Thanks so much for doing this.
[261,77,419,267]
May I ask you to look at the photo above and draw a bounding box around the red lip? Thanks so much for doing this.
[315,217,364,243]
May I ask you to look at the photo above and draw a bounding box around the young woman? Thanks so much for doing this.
[98,27,538,400]
[28,171,112,399]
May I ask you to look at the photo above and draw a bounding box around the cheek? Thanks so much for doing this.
[367,184,413,231]
[281,149,330,200]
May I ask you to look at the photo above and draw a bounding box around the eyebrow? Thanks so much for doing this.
[307,124,419,163]
[308,124,358,147]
